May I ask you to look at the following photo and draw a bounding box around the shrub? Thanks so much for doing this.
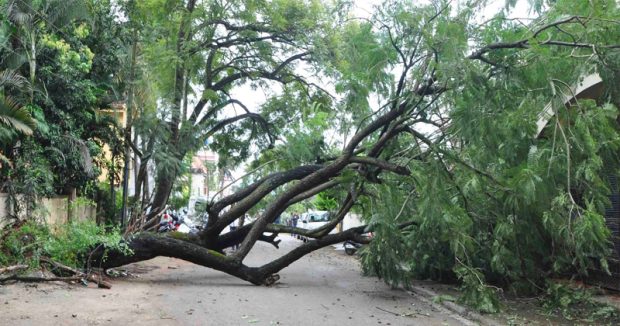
[0,220,130,269]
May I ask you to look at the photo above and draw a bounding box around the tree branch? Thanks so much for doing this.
[204,164,324,236]
[467,15,620,64]
[349,156,410,175]
[256,221,417,277]
[211,52,310,91]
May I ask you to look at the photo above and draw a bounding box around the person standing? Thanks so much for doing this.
[229,219,239,250]
[291,213,299,237]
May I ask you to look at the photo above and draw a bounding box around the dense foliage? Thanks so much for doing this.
[0,0,126,217]
[353,0,620,312]
[237,0,620,312]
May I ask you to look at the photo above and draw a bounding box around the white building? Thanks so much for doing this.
[188,149,233,214]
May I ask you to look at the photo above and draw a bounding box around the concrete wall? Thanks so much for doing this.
[41,197,69,225]
[0,194,96,227]
[0,193,9,229]
[71,201,97,222]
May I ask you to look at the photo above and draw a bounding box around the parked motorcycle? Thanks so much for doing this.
[343,232,374,255]
[157,210,181,233]
[157,219,181,233]
[343,240,363,255]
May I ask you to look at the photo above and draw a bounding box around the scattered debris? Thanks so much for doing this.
[0,265,29,275]
[0,257,112,289]
[376,306,429,318]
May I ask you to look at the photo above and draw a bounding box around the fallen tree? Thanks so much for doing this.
[94,225,385,285]
[92,77,432,284]
[89,1,620,292]
[4,2,620,319]
[86,0,449,284]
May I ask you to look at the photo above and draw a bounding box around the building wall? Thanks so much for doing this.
[0,194,96,228]
[188,172,207,214]
[188,149,219,214]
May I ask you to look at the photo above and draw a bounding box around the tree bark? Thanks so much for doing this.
[91,233,269,285]
[90,222,390,286]
[121,28,138,230]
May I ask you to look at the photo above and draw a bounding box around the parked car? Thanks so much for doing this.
[297,210,334,242]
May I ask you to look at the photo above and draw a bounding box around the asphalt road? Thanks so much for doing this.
[0,235,474,326]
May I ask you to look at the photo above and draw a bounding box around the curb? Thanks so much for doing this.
[408,285,501,326]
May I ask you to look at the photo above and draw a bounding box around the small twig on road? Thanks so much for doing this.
[0,274,82,284]
[376,306,404,316]
[320,304,330,310]
[376,306,429,317]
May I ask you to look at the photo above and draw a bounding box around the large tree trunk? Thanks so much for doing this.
[141,0,197,227]
[146,173,175,222]
[120,29,138,229]
[92,233,269,284]
[90,224,378,286]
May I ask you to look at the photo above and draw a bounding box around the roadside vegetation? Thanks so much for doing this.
[0,221,128,269]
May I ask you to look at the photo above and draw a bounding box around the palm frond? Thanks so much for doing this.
[0,151,12,168]
[0,69,28,89]
[4,0,35,27]
[45,0,90,28]
[0,125,15,142]
[0,96,35,135]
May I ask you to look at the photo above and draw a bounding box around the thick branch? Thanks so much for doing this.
[233,95,418,261]
[257,221,417,277]
[272,190,356,238]
[205,165,323,235]
[92,233,268,285]
[349,156,410,175]
[0,264,29,275]
[286,179,343,206]
[202,112,270,140]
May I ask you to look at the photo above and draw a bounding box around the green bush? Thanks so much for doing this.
[0,221,50,268]
[0,220,130,269]
[44,221,129,267]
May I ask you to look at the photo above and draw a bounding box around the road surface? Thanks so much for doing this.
[0,235,475,325]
